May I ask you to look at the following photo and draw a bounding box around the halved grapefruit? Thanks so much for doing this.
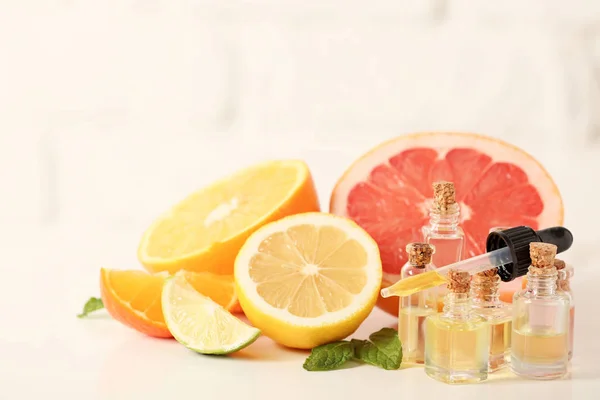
[330,132,563,315]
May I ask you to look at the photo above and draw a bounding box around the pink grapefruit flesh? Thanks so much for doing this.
[330,132,563,315]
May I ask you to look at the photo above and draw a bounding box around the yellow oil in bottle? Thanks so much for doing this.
[424,314,489,384]
[488,317,512,372]
[399,307,435,364]
[512,329,568,365]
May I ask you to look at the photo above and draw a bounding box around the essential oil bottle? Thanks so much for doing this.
[398,243,438,364]
[511,243,570,380]
[425,269,490,384]
[422,181,465,270]
[554,259,574,360]
[470,268,512,372]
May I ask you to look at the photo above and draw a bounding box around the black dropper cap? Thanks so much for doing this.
[486,226,573,282]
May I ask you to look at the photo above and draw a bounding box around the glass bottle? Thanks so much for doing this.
[555,259,574,361]
[471,268,512,372]
[511,243,570,380]
[398,243,438,364]
[422,181,465,273]
[425,269,490,384]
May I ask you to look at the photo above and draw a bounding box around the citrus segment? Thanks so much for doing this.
[138,160,320,275]
[162,274,260,355]
[235,212,382,349]
[100,268,171,338]
[180,271,242,314]
[330,132,563,314]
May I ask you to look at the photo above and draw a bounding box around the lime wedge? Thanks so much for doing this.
[162,274,260,354]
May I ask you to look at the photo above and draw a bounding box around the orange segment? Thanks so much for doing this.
[138,160,319,275]
[100,268,171,338]
[179,271,242,314]
[100,269,244,337]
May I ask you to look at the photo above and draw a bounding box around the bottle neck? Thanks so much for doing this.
[526,267,558,296]
[429,204,460,231]
[442,293,471,318]
[470,273,502,306]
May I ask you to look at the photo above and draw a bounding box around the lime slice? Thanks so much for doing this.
[162,274,260,354]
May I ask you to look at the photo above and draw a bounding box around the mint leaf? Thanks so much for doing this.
[353,328,402,370]
[303,341,355,371]
[77,297,104,318]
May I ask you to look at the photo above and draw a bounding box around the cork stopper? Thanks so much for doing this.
[528,242,558,276]
[472,268,500,299]
[447,269,470,294]
[432,181,457,214]
[555,259,570,291]
[405,242,435,268]
[530,242,558,268]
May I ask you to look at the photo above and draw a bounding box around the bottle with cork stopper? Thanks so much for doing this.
[424,269,490,384]
[470,267,512,372]
[398,243,438,364]
[511,242,570,380]
[422,181,465,272]
[554,258,574,360]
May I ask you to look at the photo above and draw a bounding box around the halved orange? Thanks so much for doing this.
[100,269,242,337]
[137,160,320,276]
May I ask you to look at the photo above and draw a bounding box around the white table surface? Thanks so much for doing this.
[1,225,599,400]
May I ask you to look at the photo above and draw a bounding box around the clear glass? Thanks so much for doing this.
[557,265,574,361]
[471,273,512,372]
[511,268,570,380]
[422,204,465,270]
[399,261,439,364]
[424,293,490,384]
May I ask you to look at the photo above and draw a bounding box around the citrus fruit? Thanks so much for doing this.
[234,212,383,349]
[180,271,242,314]
[100,269,242,337]
[329,132,564,315]
[138,160,320,276]
[162,274,260,354]
[100,268,172,338]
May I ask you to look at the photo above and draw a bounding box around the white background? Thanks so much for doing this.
[1,1,600,399]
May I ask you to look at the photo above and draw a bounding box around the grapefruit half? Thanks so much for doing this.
[330,132,563,315]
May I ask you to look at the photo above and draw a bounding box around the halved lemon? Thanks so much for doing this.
[138,160,320,275]
[234,212,382,349]
[162,273,261,355]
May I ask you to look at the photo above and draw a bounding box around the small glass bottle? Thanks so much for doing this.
[422,181,465,271]
[511,243,570,380]
[471,268,512,372]
[554,259,574,361]
[398,243,438,364]
[425,269,490,384]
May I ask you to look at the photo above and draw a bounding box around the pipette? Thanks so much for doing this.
[380,225,573,298]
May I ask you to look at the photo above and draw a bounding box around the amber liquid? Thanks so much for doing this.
[569,306,575,360]
[425,315,489,384]
[512,329,568,365]
[489,317,512,372]
[384,270,448,297]
[399,307,435,364]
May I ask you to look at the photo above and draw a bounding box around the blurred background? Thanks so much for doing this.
[1,1,599,286]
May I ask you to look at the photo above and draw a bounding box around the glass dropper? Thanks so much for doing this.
[380,225,573,298]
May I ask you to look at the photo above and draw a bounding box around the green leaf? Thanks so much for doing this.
[77,297,104,318]
[303,341,355,371]
[353,328,402,370]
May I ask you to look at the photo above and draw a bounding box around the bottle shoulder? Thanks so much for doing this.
[427,312,488,330]
[513,289,571,306]
[471,302,513,321]
[400,264,435,278]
